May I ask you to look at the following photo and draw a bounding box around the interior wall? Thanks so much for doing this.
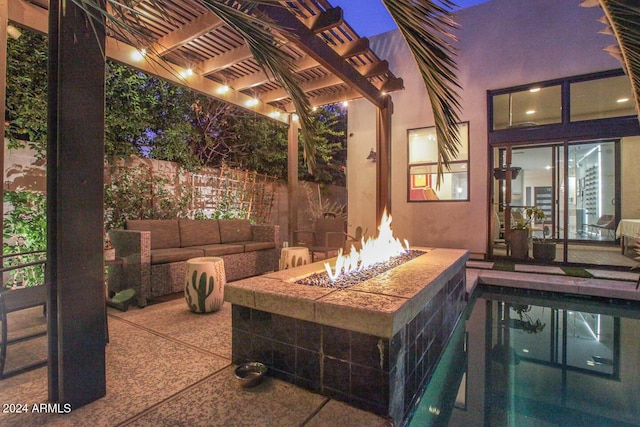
[621,136,640,219]
[348,0,622,256]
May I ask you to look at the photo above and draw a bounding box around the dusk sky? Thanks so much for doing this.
[331,0,491,37]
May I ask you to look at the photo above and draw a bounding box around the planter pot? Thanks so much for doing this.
[510,228,529,260]
[533,242,556,262]
[184,257,226,313]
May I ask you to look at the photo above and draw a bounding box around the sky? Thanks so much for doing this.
[331,0,491,37]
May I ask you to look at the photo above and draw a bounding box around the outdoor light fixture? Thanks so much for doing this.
[7,25,22,40]
[246,98,259,107]
[179,68,193,78]
[367,148,377,162]
[131,49,146,61]
[216,85,230,95]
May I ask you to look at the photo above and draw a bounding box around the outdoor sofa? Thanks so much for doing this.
[108,219,280,307]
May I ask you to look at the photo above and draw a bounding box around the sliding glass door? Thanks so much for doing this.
[567,141,617,242]
[491,140,621,263]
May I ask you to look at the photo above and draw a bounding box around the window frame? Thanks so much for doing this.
[407,121,470,203]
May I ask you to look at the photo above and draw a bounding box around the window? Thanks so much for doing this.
[570,75,635,122]
[408,122,469,201]
[492,85,562,130]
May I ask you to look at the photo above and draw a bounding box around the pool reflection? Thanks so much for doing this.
[408,285,640,426]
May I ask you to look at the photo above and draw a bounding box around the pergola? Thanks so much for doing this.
[1,0,403,408]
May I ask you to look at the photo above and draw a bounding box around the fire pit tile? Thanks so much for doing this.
[262,262,325,281]
[315,291,406,338]
[226,274,336,322]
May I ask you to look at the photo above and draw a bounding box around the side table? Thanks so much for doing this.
[279,246,311,270]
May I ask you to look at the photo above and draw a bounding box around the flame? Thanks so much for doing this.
[325,209,409,281]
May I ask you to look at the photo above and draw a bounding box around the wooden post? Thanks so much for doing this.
[47,0,107,407]
[376,98,393,223]
[287,115,299,244]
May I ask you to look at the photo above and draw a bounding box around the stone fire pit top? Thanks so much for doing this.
[224,247,469,338]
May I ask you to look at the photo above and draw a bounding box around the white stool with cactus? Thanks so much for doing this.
[184,257,226,313]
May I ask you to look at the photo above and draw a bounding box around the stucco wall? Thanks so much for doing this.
[347,0,622,256]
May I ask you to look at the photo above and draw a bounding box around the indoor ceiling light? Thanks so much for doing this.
[216,85,229,94]
[616,97,629,103]
[529,87,541,93]
[246,98,259,107]
[526,110,536,115]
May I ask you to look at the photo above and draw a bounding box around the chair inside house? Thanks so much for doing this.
[293,217,346,262]
[588,214,616,239]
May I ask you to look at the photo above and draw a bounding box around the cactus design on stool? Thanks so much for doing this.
[184,257,226,313]
[186,270,214,312]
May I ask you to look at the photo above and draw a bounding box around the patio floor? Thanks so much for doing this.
[1,262,639,426]
[0,297,390,427]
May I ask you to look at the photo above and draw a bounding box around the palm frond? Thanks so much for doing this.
[382,0,462,187]
[196,1,317,172]
[71,0,318,171]
[598,1,640,124]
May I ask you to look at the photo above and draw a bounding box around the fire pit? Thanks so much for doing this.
[225,247,468,425]
[296,249,425,289]
[225,211,467,425]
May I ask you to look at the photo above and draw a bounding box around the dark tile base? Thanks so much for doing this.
[231,267,466,425]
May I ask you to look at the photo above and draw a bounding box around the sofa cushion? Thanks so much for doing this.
[240,241,276,252]
[150,247,204,264]
[219,219,252,243]
[127,219,180,250]
[179,219,221,247]
[191,244,244,257]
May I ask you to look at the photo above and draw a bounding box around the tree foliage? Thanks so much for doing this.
[5,24,346,185]
[5,27,48,158]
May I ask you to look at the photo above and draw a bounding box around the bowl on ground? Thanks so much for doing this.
[234,362,267,388]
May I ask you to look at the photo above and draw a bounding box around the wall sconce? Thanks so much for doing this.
[366,148,376,162]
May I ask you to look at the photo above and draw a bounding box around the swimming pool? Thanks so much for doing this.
[406,285,640,426]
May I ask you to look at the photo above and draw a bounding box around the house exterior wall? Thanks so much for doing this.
[347,0,622,256]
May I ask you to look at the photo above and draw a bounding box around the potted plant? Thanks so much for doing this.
[532,223,556,262]
[509,206,546,260]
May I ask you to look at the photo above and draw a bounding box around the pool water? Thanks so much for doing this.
[407,285,640,426]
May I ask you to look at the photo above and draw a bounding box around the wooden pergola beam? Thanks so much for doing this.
[305,7,343,33]
[334,37,370,58]
[9,0,289,124]
[229,54,320,90]
[261,74,343,103]
[198,43,252,75]
[152,13,224,56]
[261,4,386,108]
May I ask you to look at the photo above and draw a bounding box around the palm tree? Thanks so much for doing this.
[583,1,640,124]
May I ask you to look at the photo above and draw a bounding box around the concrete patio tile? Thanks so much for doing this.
[477,270,577,293]
[576,278,640,301]
[304,399,390,427]
[515,264,566,275]
[466,260,494,269]
[126,365,329,427]
[586,269,640,282]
